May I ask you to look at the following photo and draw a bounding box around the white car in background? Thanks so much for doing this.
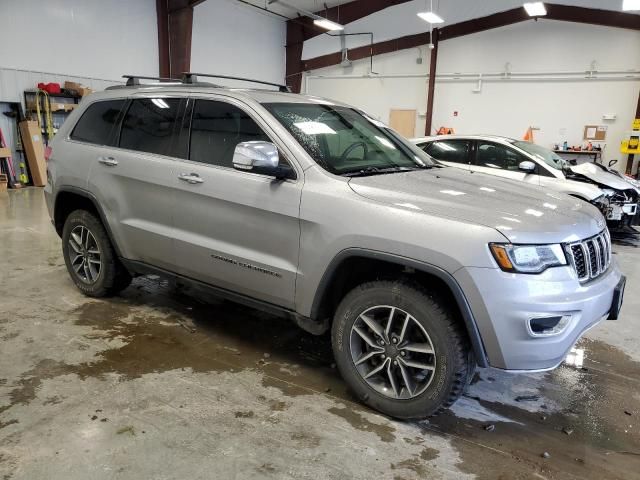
[412,135,639,229]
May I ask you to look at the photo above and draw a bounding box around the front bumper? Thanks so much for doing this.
[606,202,637,221]
[454,259,623,371]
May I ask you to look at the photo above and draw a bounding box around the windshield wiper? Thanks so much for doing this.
[342,166,417,177]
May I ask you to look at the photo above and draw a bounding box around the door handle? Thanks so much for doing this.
[98,156,118,166]
[178,173,204,184]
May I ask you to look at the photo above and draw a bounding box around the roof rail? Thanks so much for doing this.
[182,73,291,93]
[122,75,182,86]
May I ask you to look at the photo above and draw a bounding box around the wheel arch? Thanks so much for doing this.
[53,186,123,258]
[310,249,489,368]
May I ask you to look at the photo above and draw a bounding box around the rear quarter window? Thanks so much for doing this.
[70,99,126,145]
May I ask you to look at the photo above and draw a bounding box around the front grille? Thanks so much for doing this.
[565,230,611,282]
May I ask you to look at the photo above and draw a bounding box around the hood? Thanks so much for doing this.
[349,167,605,244]
[570,163,635,191]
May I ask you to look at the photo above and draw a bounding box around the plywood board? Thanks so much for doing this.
[389,109,416,138]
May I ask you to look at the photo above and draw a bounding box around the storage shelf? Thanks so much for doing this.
[24,89,81,100]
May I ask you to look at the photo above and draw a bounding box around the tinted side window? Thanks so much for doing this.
[70,100,125,145]
[477,142,527,171]
[189,100,269,168]
[119,98,181,155]
[424,140,470,164]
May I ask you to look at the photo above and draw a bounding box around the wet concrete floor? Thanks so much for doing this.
[1,187,639,479]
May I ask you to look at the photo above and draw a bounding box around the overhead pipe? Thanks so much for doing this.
[304,69,640,93]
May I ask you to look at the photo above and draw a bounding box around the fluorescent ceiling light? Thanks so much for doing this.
[523,2,547,16]
[313,18,344,31]
[623,0,640,11]
[151,98,169,109]
[417,11,444,24]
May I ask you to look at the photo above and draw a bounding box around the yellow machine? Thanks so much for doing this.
[621,118,640,154]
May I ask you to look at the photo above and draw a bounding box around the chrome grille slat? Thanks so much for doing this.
[565,230,610,283]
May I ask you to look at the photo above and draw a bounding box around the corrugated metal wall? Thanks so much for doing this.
[0,67,120,182]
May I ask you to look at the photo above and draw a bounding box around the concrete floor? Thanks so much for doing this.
[1,187,640,480]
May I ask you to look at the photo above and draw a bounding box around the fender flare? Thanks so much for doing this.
[54,186,124,258]
[310,248,489,368]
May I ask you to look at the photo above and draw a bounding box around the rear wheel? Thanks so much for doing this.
[331,280,474,419]
[62,210,131,297]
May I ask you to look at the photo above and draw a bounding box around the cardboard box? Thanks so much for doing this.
[0,147,11,158]
[19,120,47,187]
[49,102,66,112]
[64,81,93,96]
[0,174,7,193]
[64,81,82,90]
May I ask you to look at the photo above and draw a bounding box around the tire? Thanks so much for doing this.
[61,209,131,297]
[331,280,474,420]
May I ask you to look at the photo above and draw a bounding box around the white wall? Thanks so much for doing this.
[0,0,158,81]
[306,49,431,136]
[305,20,640,170]
[433,21,640,168]
[191,0,286,85]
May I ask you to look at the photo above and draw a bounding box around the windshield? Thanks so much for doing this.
[512,141,568,171]
[264,102,434,175]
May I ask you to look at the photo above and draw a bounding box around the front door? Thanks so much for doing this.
[421,139,473,171]
[171,97,302,309]
[473,140,540,186]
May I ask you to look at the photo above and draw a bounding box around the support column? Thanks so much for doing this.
[157,0,170,77]
[286,21,306,93]
[157,0,199,78]
[425,28,439,136]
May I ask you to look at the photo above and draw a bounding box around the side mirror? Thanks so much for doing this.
[518,160,536,173]
[609,159,618,168]
[232,141,293,179]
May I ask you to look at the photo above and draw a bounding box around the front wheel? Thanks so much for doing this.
[331,280,474,419]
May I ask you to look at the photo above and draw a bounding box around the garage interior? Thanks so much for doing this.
[1,1,640,479]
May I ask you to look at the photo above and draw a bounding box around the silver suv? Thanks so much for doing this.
[44,74,625,419]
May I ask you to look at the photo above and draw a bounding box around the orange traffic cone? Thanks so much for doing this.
[523,127,534,142]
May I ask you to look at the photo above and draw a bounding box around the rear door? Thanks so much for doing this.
[87,94,183,270]
[473,140,540,186]
[170,96,302,309]
[419,139,473,171]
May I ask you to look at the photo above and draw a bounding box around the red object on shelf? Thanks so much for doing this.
[36,82,62,94]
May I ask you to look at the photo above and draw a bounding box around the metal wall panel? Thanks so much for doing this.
[0,67,120,181]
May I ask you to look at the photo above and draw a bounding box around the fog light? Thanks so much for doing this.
[528,314,572,337]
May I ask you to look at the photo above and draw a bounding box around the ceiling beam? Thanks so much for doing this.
[546,4,640,30]
[438,7,530,41]
[285,0,416,42]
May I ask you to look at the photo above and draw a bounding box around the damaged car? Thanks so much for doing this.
[411,135,639,230]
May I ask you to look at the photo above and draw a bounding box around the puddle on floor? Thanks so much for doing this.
[2,275,639,480]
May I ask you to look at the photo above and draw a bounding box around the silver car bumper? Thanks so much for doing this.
[455,260,623,371]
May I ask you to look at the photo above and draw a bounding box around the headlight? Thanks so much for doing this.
[489,243,567,273]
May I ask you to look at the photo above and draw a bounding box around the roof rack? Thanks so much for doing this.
[122,75,182,86]
[182,73,291,92]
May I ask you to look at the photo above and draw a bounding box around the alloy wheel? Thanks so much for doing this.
[349,305,437,400]
[68,225,102,283]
